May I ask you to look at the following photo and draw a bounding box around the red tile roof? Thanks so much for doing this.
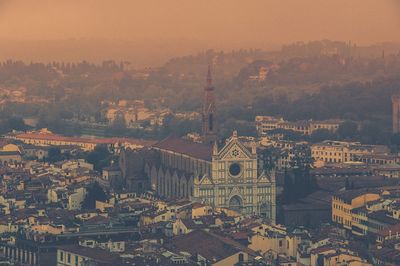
[57,245,121,264]
[16,133,156,147]
[168,230,257,262]
[377,223,400,237]
[153,135,212,161]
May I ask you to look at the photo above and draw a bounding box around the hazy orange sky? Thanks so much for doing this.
[0,0,399,65]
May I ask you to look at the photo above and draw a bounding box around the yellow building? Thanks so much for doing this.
[191,202,213,219]
[249,223,305,259]
[322,253,371,266]
[332,189,380,230]
[31,224,64,235]
[311,140,389,165]
[310,119,341,132]
[14,131,155,151]
[139,209,175,227]
[255,116,341,136]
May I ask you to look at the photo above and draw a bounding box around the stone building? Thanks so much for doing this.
[119,148,158,193]
[143,132,276,221]
[194,131,276,220]
[118,132,276,221]
[119,67,276,221]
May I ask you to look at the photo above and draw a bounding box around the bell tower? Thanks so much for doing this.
[202,65,218,145]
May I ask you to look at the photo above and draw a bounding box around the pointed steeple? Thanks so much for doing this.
[205,64,213,90]
[202,64,217,145]
[212,141,218,155]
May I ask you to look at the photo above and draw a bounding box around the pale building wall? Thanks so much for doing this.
[332,193,380,230]
[213,252,248,266]
[68,187,86,210]
[249,234,288,255]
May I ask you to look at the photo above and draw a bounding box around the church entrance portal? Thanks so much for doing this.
[229,195,243,213]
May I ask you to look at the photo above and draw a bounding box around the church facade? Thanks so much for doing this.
[193,131,276,221]
[120,66,276,222]
[144,132,276,222]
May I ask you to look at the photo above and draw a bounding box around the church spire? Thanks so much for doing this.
[202,64,218,145]
[206,64,213,88]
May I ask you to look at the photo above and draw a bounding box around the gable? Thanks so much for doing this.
[257,173,271,183]
[217,140,254,161]
[227,186,241,198]
[198,175,214,186]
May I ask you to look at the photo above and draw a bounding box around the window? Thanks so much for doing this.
[60,251,64,261]
[67,253,71,263]
[229,163,241,177]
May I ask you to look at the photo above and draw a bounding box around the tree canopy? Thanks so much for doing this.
[82,182,107,210]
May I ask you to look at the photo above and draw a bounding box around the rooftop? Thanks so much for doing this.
[16,132,156,147]
[167,229,257,262]
[153,135,212,161]
[334,188,380,203]
[57,245,121,264]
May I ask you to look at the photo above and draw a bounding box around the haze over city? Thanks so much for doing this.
[0,0,399,66]
[1,1,400,265]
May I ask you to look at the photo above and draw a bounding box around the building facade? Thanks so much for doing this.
[332,190,380,231]
[255,116,341,136]
[311,140,390,165]
[193,131,276,221]
[143,133,276,221]
[121,67,275,221]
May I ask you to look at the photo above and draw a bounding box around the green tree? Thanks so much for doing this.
[309,129,335,143]
[259,148,278,171]
[7,116,28,131]
[85,144,113,171]
[359,121,382,144]
[107,115,127,136]
[47,147,62,163]
[337,121,358,140]
[390,133,400,152]
[282,144,316,203]
[82,182,107,209]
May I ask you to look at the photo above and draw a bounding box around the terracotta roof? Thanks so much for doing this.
[83,215,110,225]
[334,188,380,203]
[368,211,399,225]
[57,245,121,264]
[310,245,335,254]
[16,133,156,147]
[370,245,400,264]
[377,223,400,237]
[191,202,206,209]
[153,135,212,161]
[168,229,257,262]
[231,231,250,240]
